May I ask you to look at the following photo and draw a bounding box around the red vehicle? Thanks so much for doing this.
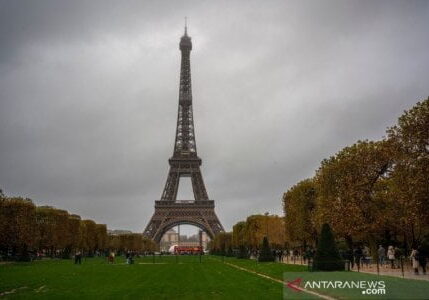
[174,246,203,255]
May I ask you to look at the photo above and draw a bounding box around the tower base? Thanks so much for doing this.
[143,200,224,242]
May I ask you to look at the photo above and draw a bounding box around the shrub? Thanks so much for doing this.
[313,223,344,271]
[258,236,275,262]
[236,245,250,259]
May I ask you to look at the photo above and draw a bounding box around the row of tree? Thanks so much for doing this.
[209,98,428,259]
[209,214,285,255]
[0,192,156,260]
[0,194,108,260]
[109,233,156,254]
[283,98,429,253]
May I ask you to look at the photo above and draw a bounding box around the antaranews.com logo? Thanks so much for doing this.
[286,277,386,295]
[282,272,403,299]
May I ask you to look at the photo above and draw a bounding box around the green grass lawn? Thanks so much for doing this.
[1,256,428,299]
[221,256,309,279]
[0,256,312,299]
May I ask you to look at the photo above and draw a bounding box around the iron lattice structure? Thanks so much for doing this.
[143,27,224,242]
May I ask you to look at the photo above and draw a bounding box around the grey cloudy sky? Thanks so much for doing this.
[1,0,428,234]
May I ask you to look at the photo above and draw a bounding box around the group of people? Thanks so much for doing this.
[341,246,369,268]
[265,248,315,263]
[74,251,135,265]
[377,245,401,268]
[378,244,427,274]
[360,244,428,275]
[343,245,403,269]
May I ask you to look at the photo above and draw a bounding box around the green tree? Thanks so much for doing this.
[313,223,343,271]
[142,237,156,252]
[258,236,274,262]
[243,214,285,250]
[232,221,246,248]
[95,224,108,252]
[283,178,318,248]
[36,206,56,255]
[53,209,70,254]
[209,232,232,255]
[81,220,97,255]
[36,206,69,257]
[314,140,392,248]
[387,97,429,246]
[0,197,36,260]
[65,214,82,257]
[233,221,250,258]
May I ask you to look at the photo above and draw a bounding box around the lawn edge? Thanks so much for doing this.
[223,261,336,300]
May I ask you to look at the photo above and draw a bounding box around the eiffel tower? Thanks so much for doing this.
[143,25,224,242]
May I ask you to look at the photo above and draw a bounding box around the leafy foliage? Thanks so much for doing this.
[282,97,429,251]
[314,140,392,245]
[0,194,109,259]
[209,232,232,255]
[283,179,317,247]
[108,234,155,253]
[210,214,285,256]
[386,98,429,245]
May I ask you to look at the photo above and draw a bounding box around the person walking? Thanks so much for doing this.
[126,251,134,264]
[363,246,370,267]
[378,245,386,266]
[387,246,395,269]
[354,246,363,269]
[277,250,283,263]
[74,251,82,264]
[417,245,427,275]
[410,247,419,275]
[345,248,354,269]
[108,251,115,264]
[293,249,299,263]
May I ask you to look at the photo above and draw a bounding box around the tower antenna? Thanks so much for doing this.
[184,17,188,35]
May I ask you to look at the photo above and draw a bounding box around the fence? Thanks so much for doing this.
[277,254,428,280]
[348,256,428,280]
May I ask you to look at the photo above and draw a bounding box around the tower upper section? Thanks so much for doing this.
[180,26,192,52]
[173,27,198,158]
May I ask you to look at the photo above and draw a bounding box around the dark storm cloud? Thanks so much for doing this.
[1,0,428,232]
